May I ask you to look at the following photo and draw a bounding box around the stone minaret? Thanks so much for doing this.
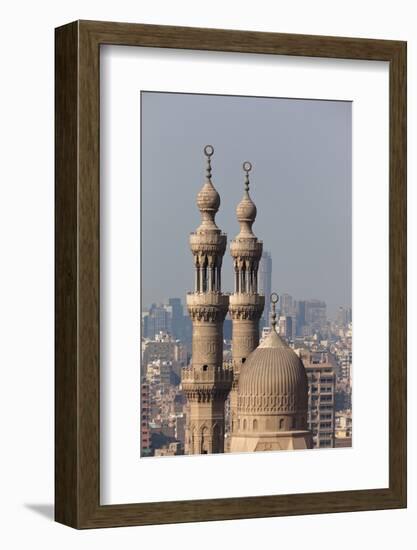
[182,145,233,454]
[229,162,265,436]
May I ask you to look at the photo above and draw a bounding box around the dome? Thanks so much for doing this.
[237,328,308,415]
[236,191,257,224]
[196,180,220,213]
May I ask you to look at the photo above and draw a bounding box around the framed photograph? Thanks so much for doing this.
[55,20,406,528]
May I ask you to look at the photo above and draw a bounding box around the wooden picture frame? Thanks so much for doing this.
[55,20,407,528]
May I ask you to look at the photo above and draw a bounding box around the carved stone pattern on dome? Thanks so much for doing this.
[236,393,307,414]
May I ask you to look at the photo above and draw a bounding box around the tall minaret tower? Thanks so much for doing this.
[182,145,233,455]
[229,162,265,435]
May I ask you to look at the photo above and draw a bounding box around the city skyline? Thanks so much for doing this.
[141,92,352,317]
[142,291,350,322]
[141,144,352,457]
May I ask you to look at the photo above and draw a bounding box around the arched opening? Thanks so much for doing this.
[243,419,247,431]
[253,419,258,431]
[201,256,208,292]
[202,365,208,371]
[201,426,209,454]
[241,357,246,364]
[279,418,284,430]
[213,423,221,452]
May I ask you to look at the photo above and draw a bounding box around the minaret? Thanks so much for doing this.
[182,145,233,454]
[229,162,265,436]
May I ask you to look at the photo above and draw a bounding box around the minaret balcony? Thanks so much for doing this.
[229,293,265,307]
[181,364,233,390]
[189,232,227,255]
[187,292,229,308]
[230,239,263,259]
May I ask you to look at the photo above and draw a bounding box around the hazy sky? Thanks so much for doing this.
[141,92,352,317]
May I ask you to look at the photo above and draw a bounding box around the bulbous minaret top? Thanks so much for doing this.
[196,145,221,232]
[236,161,257,237]
[230,161,263,295]
[189,145,227,294]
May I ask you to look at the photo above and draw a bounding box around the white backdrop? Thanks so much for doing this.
[0,1,415,549]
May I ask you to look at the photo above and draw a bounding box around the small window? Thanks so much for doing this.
[279,418,284,430]
[241,358,246,364]
[202,365,208,371]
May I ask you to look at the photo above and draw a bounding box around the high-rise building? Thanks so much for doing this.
[142,331,186,375]
[181,146,233,454]
[278,314,295,341]
[142,303,172,339]
[169,297,185,340]
[277,293,296,340]
[296,300,307,336]
[280,293,294,316]
[223,318,232,341]
[228,161,264,439]
[305,300,327,335]
[259,250,272,327]
[336,306,352,327]
[302,351,336,448]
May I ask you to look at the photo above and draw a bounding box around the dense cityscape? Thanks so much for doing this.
[141,250,352,457]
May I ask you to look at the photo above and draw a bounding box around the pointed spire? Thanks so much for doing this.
[243,161,251,192]
[204,144,214,181]
[258,292,286,349]
[196,145,220,231]
[236,161,257,236]
[270,292,279,331]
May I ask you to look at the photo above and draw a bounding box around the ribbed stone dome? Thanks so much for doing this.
[237,329,308,414]
[196,181,220,213]
[236,191,257,223]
